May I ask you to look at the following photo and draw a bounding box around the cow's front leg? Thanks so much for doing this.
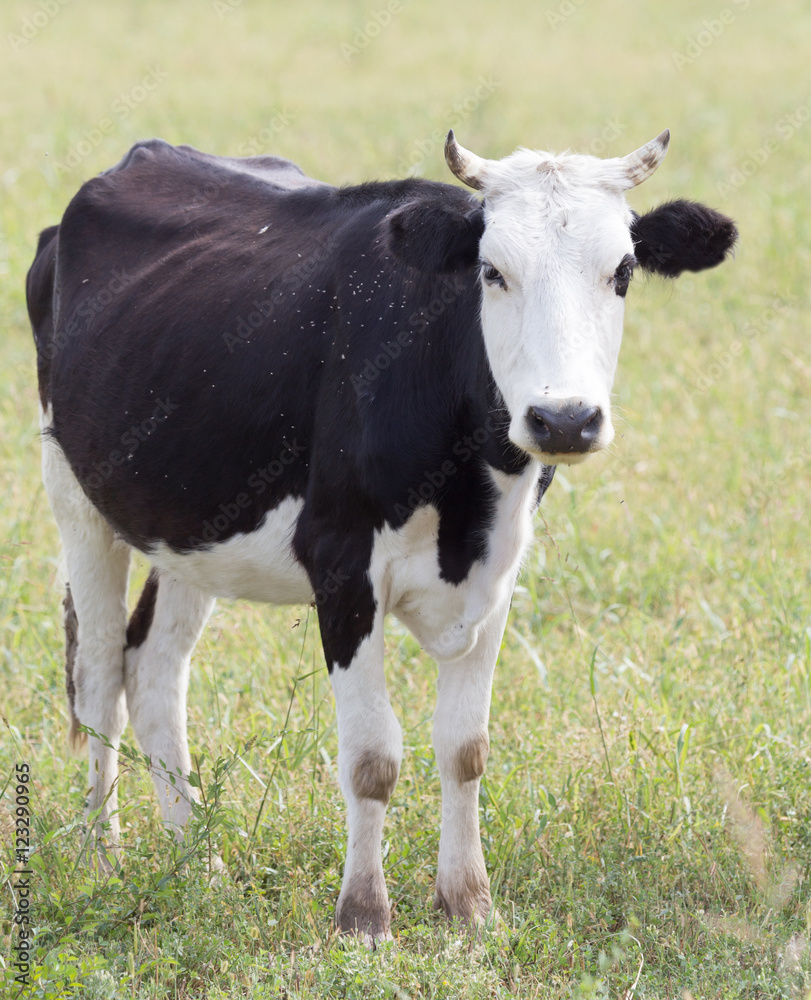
[322,604,401,943]
[432,598,510,925]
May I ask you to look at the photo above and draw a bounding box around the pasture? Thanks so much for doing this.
[0,0,808,996]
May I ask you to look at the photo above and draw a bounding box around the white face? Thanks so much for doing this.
[478,173,636,464]
[444,131,670,465]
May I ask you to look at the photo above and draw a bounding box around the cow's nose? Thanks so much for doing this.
[526,400,603,454]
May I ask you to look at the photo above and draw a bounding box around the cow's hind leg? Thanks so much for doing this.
[432,597,512,927]
[326,612,402,944]
[124,571,214,833]
[42,432,131,863]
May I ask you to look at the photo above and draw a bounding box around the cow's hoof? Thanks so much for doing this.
[336,882,392,948]
[336,906,392,948]
[434,873,493,929]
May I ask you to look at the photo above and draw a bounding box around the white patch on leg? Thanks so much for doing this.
[431,596,513,924]
[331,620,401,942]
[125,574,214,831]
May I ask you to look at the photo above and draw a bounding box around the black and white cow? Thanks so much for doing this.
[27,130,736,941]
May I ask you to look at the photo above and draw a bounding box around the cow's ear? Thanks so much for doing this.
[385,200,484,274]
[631,199,738,278]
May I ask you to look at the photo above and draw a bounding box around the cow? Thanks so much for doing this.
[27,130,736,943]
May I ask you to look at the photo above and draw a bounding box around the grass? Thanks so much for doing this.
[1,0,809,996]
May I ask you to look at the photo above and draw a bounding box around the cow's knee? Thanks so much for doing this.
[452,733,489,783]
[351,751,399,803]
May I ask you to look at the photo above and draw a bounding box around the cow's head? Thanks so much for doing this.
[386,130,737,465]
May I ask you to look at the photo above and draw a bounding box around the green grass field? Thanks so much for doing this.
[1,0,809,996]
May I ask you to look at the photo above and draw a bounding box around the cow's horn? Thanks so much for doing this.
[445,130,490,191]
[619,129,670,188]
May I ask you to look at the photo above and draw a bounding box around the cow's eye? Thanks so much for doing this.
[481,262,506,288]
[612,254,636,297]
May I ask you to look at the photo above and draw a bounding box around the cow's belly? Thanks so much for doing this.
[149,496,313,604]
[145,462,539,659]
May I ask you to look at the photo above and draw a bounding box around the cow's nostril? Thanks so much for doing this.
[580,406,602,443]
[528,408,552,442]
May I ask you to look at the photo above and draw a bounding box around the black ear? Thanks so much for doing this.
[385,199,484,274]
[631,199,738,278]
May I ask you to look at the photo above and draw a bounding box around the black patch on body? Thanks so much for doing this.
[126,570,159,649]
[305,523,379,670]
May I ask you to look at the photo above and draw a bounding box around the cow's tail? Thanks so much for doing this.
[62,585,85,750]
